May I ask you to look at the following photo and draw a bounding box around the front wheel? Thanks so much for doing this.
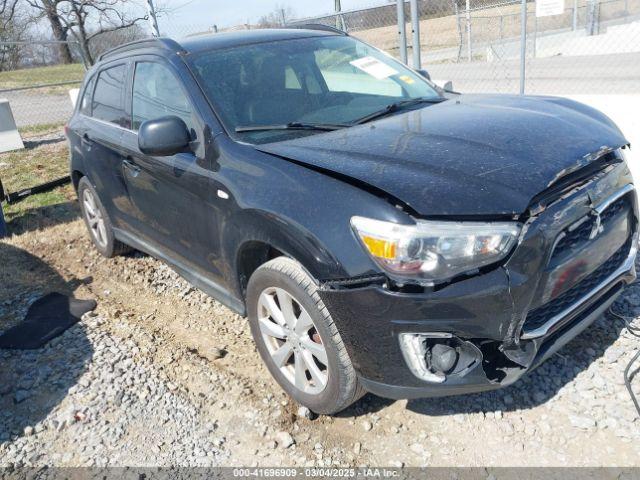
[246,257,364,415]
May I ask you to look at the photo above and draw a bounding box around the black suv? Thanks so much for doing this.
[67,27,637,414]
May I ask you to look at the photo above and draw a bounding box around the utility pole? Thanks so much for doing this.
[146,0,160,37]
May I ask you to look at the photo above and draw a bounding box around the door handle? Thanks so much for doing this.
[122,159,141,177]
[80,133,93,148]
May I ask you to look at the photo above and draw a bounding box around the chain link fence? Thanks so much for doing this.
[523,0,640,94]
[0,40,85,129]
[0,24,147,130]
[288,0,640,94]
[3,0,639,129]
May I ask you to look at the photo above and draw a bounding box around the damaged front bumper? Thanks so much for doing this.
[317,166,639,400]
[319,250,635,399]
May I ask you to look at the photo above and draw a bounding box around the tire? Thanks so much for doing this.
[247,257,365,415]
[77,177,130,258]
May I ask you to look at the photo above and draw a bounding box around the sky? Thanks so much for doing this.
[159,0,389,36]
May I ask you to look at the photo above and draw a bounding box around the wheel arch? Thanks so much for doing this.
[236,240,285,298]
[71,169,85,192]
[227,209,348,302]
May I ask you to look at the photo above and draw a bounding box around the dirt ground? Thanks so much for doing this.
[0,194,638,467]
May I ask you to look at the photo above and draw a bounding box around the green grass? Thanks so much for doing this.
[0,137,73,223]
[0,63,85,89]
[18,122,66,139]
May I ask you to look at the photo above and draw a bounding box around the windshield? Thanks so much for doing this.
[191,34,441,144]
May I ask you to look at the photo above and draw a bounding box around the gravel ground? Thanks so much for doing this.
[1,208,639,467]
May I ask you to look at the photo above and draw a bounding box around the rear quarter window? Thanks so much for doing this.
[92,64,129,128]
[79,77,95,116]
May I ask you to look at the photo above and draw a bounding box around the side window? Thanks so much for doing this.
[92,64,128,127]
[79,77,95,115]
[132,62,194,132]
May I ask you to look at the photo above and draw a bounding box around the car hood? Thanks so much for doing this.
[256,94,628,217]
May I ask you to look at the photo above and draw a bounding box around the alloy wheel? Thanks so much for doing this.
[257,287,329,395]
[82,189,107,249]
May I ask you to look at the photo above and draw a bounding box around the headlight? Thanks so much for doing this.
[351,216,521,284]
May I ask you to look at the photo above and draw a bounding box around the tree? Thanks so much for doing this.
[26,0,73,64]
[257,4,295,28]
[0,0,27,70]
[0,0,18,21]
[89,23,146,59]
[24,0,154,65]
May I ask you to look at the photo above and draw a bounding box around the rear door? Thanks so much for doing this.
[119,57,219,278]
[80,62,135,230]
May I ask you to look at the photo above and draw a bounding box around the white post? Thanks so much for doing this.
[410,0,421,69]
[519,0,527,94]
[465,0,472,62]
[146,0,160,37]
[335,0,343,31]
[397,0,408,64]
[0,99,24,153]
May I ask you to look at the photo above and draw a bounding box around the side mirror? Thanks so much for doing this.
[417,69,431,81]
[442,80,454,92]
[138,116,191,157]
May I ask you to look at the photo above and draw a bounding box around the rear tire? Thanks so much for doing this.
[247,257,364,415]
[78,177,130,258]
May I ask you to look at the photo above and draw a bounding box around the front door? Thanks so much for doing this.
[119,60,219,280]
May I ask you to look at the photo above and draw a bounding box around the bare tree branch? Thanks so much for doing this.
[20,0,151,65]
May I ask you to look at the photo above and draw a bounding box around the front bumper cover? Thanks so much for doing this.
[319,259,634,399]
[317,167,638,399]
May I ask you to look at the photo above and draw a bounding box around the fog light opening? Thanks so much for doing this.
[399,333,482,383]
[428,343,459,375]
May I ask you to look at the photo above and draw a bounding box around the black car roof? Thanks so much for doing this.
[181,28,339,54]
[98,28,342,63]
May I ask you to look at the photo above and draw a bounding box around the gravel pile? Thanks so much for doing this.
[0,313,228,467]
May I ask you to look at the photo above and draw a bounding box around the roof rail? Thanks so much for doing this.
[99,37,186,62]
[286,24,348,35]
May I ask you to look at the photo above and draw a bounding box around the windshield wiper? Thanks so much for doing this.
[235,122,350,133]
[352,97,447,125]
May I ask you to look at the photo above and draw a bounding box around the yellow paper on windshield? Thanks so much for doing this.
[350,56,398,80]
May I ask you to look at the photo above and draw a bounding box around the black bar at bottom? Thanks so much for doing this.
[5,175,71,205]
